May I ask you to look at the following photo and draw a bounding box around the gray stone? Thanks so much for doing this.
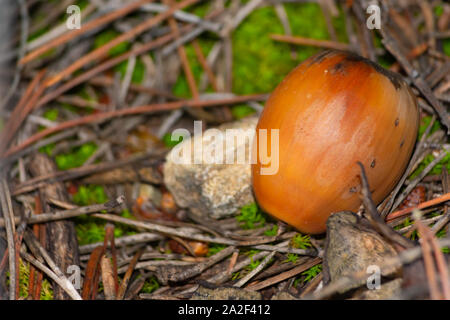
[271,291,299,300]
[323,211,402,299]
[164,116,257,219]
[190,285,262,300]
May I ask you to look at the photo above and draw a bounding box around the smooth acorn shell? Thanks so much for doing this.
[251,50,419,234]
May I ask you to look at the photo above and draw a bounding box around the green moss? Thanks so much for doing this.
[291,233,312,249]
[28,23,49,43]
[264,224,278,236]
[187,1,211,18]
[245,256,261,271]
[230,105,255,120]
[231,272,241,280]
[443,39,450,57]
[93,30,130,57]
[75,216,135,246]
[394,218,418,240]
[55,142,97,170]
[76,221,105,246]
[73,185,108,206]
[409,152,450,180]
[7,259,53,300]
[408,116,449,179]
[283,253,299,264]
[232,3,333,96]
[434,5,444,17]
[38,108,59,155]
[141,276,160,294]
[115,58,146,84]
[293,263,322,286]
[236,203,266,229]
[162,132,184,148]
[72,185,135,245]
[207,243,227,257]
[232,7,294,95]
[301,263,322,283]
[43,108,59,121]
[418,116,442,139]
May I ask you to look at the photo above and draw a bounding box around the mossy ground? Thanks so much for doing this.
[28,1,449,297]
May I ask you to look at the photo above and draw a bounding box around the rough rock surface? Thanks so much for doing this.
[323,211,402,299]
[270,291,299,300]
[164,116,257,219]
[190,285,262,300]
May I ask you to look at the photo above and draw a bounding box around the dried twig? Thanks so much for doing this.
[4,94,266,158]
[357,162,414,249]
[100,255,117,300]
[0,196,124,227]
[20,250,81,300]
[0,178,17,299]
[20,0,154,65]
[0,0,28,112]
[45,0,200,87]
[234,251,276,288]
[116,248,144,299]
[413,210,450,300]
[270,34,351,51]
[391,148,450,212]
[386,192,450,222]
[22,230,81,300]
[246,257,322,291]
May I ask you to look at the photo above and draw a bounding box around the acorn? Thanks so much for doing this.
[251,50,419,234]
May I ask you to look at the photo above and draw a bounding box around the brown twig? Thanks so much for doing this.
[82,246,104,300]
[34,31,178,111]
[192,40,219,92]
[20,250,81,300]
[386,192,450,222]
[103,223,119,295]
[0,69,46,155]
[4,94,266,158]
[412,211,447,299]
[0,178,17,299]
[165,0,199,100]
[116,248,144,299]
[22,230,81,300]
[381,29,450,133]
[357,162,414,249]
[100,255,117,300]
[246,257,322,291]
[20,0,155,65]
[45,0,200,87]
[270,34,351,51]
[0,196,125,227]
[234,251,276,288]
[10,150,162,195]
[92,213,280,247]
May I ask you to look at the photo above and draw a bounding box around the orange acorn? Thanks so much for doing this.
[252,50,419,234]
